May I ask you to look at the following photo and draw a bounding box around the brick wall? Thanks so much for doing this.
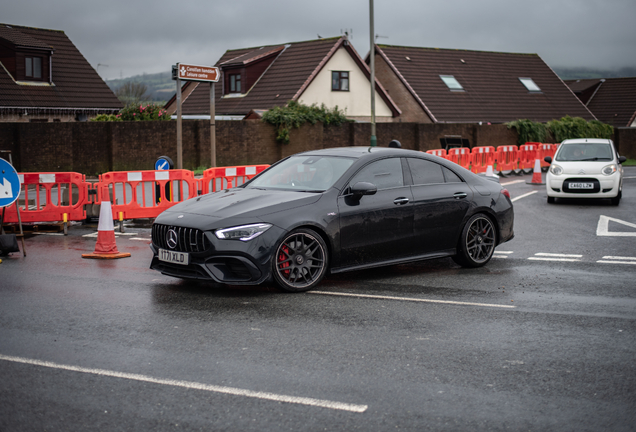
[2,120,634,174]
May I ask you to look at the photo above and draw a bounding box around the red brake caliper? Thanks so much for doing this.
[278,245,290,276]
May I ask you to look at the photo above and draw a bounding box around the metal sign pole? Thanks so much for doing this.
[176,73,183,170]
[210,82,216,168]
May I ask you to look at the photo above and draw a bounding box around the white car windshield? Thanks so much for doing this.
[247,155,355,192]
[555,143,613,162]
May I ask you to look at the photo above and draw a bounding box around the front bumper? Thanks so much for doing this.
[149,225,285,285]
[546,173,621,198]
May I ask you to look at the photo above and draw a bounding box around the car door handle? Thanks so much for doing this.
[394,197,410,205]
[454,192,468,199]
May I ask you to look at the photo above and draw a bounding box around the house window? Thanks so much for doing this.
[332,71,349,91]
[519,77,541,92]
[440,75,464,91]
[26,56,43,80]
[229,74,241,93]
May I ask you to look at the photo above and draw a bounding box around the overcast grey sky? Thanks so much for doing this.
[3,0,635,81]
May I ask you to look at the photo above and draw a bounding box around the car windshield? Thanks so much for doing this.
[555,143,613,162]
[246,155,355,192]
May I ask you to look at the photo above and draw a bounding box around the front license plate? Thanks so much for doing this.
[158,248,189,265]
[569,182,594,189]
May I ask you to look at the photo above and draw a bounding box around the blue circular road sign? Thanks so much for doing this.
[0,158,21,208]
[155,156,174,171]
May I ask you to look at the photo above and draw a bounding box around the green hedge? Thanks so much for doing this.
[507,116,613,145]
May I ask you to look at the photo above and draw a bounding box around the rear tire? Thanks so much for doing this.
[272,228,328,292]
[452,214,496,268]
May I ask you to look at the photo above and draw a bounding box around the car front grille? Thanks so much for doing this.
[152,224,211,253]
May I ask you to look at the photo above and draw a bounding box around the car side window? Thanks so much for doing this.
[442,166,463,183]
[349,158,404,190]
[407,158,445,185]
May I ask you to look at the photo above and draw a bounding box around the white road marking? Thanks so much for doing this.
[492,255,508,259]
[129,238,150,241]
[596,215,636,237]
[0,354,367,413]
[494,251,513,254]
[602,256,636,261]
[529,253,582,262]
[501,180,526,185]
[528,257,581,262]
[597,260,636,265]
[82,232,139,238]
[310,291,516,309]
[511,191,538,202]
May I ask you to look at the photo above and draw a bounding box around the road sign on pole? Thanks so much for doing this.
[173,62,220,170]
[0,158,20,208]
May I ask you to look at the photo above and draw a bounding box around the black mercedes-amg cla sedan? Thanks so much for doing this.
[150,147,514,292]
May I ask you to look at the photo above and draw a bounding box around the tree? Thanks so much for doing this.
[115,82,149,106]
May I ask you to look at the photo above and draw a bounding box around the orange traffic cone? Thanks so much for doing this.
[526,158,545,185]
[82,200,131,259]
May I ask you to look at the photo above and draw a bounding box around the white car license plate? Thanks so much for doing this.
[569,182,594,189]
[158,248,189,265]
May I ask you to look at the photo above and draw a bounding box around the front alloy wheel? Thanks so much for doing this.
[273,228,328,292]
[453,214,496,268]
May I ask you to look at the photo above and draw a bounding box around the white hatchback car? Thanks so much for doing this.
[545,138,626,205]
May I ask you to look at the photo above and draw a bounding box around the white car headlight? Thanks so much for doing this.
[215,223,272,241]
[549,164,563,176]
[601,164,617,176]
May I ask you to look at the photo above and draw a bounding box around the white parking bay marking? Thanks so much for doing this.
[596,215,636,237]
[0,354,367,413]
[310,291,515,309]
[501,180,525,185]
[511,191,538,202]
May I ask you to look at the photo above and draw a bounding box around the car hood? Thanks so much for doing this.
[554,160,615,175]
[158,187,322,223]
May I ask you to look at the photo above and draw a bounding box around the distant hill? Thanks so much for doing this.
[552,67,636,80]
[105,71,175,105]
[106,67,636,106]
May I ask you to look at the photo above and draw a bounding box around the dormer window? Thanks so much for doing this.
[25,56,43,80]
[229,73,241,93]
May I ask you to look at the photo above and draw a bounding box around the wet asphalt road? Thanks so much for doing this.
[1,169,635,431]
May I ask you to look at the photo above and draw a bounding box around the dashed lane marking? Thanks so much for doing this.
[511,191,538,202]
[310,291,516,309]
[528,252,581,262]
[0,354,368,413]
[597,256,636,265]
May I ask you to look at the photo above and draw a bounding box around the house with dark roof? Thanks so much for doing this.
[371,44,595,124]
[165,36,400,122]
[0,23,122,122]
[565,77,636,127]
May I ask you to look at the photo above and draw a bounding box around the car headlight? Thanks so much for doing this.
[601,164,617,176]
[549,164,563,176]
[215,223,272,241]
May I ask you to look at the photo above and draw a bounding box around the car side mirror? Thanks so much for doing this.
[544,156,552,164]
[350,182,377,197]
[618,156,627,164]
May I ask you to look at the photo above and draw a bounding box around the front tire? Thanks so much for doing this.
[547,196,555,204]
[452,214,496,268]
[610,190,621,206]
[273,228,328,292]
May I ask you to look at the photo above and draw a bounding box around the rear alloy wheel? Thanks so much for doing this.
[273,228,328,292]
[452,214,496,268]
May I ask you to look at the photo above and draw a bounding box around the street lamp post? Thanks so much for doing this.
[369,0,377,147]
